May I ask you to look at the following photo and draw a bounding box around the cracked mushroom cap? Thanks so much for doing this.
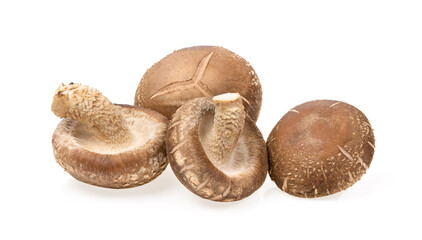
[51,83,168,188]
[135,45,262,121]
[267,100,375,198]
[166,93,268,202]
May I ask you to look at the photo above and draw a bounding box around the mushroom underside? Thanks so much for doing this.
[52,105,168,188]
[167,97,267,201]
[73,105,164,154]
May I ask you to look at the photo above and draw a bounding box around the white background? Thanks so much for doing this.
[1,0,421,239]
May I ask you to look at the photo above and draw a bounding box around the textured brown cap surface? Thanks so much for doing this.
[135,46,262,121]
[166,97,268,201]
[52,105,169,188]
[267,100,375,198]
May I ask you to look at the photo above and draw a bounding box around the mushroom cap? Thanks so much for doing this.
[135,45,262,121]
[267,100,375,198]
[166,97,268,202]
[52,104,169,188]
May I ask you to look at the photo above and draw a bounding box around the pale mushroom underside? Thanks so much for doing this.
[73,106,164,154]
[167,97,267,201]
[52,105,168,188]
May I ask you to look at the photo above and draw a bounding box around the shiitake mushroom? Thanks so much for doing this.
[51,83,168,188]
[166,93,268,201]
[135,46,262,121]
[267,100,375,198]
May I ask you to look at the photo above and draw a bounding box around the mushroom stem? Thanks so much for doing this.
[51,83,131,144]
[208,93,245,164]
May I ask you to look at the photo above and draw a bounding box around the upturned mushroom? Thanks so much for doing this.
[166,93,268,201]
[134,46,262,121]
[267,100,375,198]
[51,83,168,188]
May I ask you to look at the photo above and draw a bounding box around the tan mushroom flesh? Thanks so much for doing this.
[166,93,268,201]
[267,100,375,198]
[135,46,262,121]
[51,83,168,188]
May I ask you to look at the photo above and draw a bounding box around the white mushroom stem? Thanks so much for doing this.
[208,93,245,164]
[51,83,131,144]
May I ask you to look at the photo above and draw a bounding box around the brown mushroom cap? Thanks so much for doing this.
[267,100,375,198]
[135,46,262,121]
[166,93,268,202]
[52,84,168,188]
